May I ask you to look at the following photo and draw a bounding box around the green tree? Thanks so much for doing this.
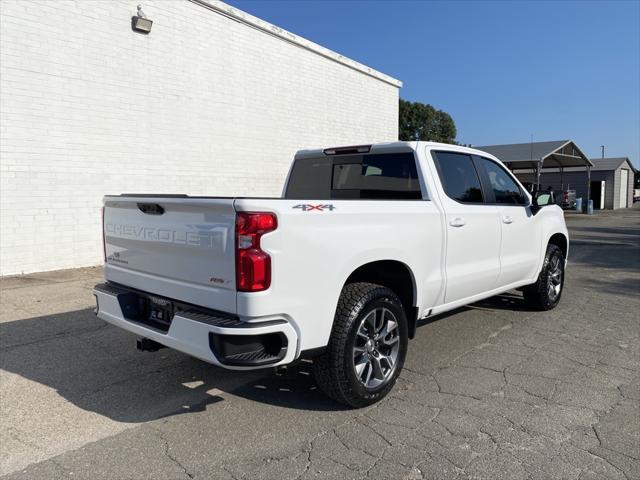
[399,99,457,144]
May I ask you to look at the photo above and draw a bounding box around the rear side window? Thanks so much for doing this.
[285,157,332,199]
[285,152,422,200]
[477,157,527,205]
[433,152,483,203]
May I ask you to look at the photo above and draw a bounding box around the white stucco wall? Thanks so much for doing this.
[0,0,401,276]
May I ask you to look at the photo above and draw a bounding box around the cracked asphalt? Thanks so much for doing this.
[1,208,638,479]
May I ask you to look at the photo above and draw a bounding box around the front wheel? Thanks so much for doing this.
[313,283,408,408]
[523,244,565,310]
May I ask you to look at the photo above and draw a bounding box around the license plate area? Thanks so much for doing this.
[147,295,174,331]
[117,291,174,333]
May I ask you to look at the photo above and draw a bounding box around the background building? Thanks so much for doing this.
[519,157,635,210]
[0,0,402,276]
[475,140,637,209]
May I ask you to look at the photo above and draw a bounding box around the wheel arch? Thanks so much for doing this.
[342,260,419,339]
[548,232,568,258]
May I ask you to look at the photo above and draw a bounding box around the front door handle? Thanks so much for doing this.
[449,217,466,227]
[502,215,513,224]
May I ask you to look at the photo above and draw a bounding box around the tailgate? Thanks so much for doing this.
[103,196,237,313]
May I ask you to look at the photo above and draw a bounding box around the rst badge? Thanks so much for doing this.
[293,204,335,212]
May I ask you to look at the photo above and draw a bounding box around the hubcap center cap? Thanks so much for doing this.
[365,339,376,353]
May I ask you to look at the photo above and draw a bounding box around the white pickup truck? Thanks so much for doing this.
[94,142,568,407]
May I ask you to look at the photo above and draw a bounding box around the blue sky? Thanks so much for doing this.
[229,0,639,167]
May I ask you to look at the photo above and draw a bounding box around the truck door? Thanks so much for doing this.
[474,156,541,286]
[431,151,501,303]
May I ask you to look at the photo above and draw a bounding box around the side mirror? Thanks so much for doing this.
[531,190,554,214]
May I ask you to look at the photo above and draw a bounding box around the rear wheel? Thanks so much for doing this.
[314,283,408,408]
[523,244,565,310]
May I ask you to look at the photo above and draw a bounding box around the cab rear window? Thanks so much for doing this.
[285,152,422,200]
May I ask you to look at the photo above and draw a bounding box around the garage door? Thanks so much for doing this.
[619,169,629,208]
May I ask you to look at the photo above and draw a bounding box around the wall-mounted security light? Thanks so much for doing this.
[132,4,152,34]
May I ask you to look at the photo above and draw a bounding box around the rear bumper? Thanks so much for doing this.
[93,283,299,370]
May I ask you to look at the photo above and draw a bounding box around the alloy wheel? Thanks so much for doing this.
[353,307,400,389]
[547,255,563,301]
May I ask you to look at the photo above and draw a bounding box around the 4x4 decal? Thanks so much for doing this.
[293,204,335,212]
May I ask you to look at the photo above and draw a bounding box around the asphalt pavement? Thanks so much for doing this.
[1,208,638,479]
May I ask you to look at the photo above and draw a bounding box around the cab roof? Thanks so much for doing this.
[294,141,501,162]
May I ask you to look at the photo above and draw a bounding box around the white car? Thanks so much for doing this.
[94,142,568,407]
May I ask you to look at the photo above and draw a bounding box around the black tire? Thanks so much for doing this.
[313,282,408,408]
[523,244,565,310]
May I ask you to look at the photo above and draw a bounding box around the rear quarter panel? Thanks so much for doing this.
[233,198,443,352]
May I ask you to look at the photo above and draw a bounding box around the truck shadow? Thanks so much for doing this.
[0,308,347,424]
[0,298,530,425]
[5,301,535,424]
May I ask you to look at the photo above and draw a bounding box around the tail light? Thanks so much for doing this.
[235,212,277,292]
[101,206,106,262]
[563,191,569,201]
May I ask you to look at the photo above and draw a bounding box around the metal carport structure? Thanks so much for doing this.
[476,140,594,211]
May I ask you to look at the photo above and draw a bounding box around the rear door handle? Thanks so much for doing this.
[449,217,466,227]
[502,215,513,224]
